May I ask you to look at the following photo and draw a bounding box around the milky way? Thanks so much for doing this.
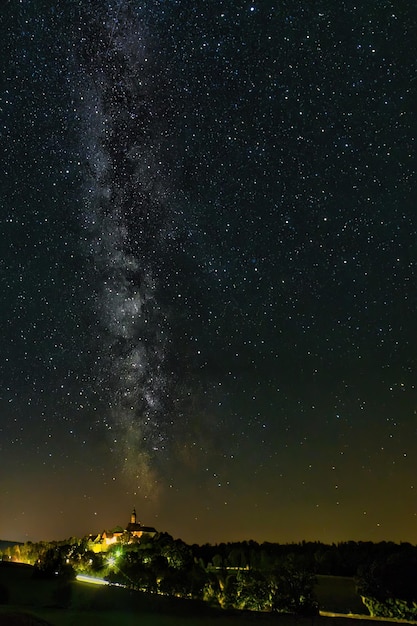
[75,2,183,489]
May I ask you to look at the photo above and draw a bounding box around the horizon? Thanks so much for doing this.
[2,504,416,548]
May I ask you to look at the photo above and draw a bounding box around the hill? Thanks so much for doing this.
[1,562,416,626]
[0,540,22,551]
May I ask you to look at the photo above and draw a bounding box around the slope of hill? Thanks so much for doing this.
[0,540,22,552]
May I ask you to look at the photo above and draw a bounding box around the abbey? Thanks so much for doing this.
[91,508,157,552]
[126,507,157,538]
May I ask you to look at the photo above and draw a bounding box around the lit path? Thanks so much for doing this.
[76,574,110,586]
[76,573,129,588]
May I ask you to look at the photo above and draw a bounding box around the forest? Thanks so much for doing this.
[2,535,417,618]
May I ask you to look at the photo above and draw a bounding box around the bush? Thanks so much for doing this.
[32,548,75,581]
[363,596,417,621]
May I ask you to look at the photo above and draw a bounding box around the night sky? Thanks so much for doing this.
[1,0,416,546]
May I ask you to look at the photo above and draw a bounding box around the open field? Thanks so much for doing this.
[3,606,404,626]
[0,606,315,626]
[315,576,367,615]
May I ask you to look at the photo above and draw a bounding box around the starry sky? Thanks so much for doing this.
[1,0,416,546]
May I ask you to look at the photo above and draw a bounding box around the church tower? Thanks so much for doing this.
[130,508,137,524]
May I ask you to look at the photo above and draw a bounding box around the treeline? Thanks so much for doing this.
[2,535,417,617]
[4,537,416,576]
[193,539,417,577]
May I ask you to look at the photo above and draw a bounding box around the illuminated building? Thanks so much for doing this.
[91,508,157,552]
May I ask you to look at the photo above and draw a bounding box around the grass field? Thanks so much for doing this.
[315,576,367,615]
[0,562,378,626]
[0,606,314,626]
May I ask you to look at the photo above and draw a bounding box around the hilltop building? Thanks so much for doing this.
[125,507,156,537]
[91,508,157,552]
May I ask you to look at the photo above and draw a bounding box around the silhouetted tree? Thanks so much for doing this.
[33,546,75,580]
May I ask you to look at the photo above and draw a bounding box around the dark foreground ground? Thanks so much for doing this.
[0,561,411,626]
